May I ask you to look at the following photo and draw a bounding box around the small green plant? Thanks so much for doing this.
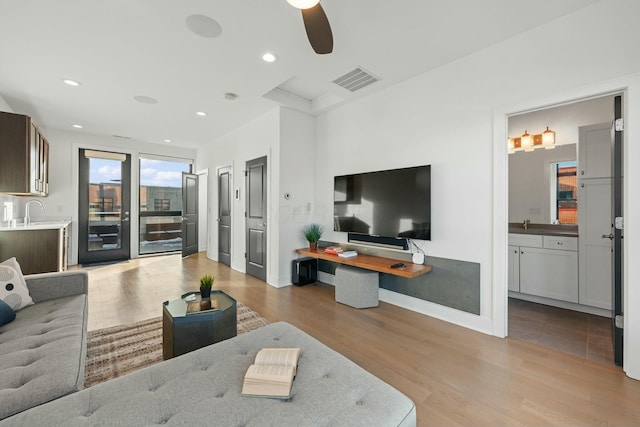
[303,223,323,243]
[199,274,214,289]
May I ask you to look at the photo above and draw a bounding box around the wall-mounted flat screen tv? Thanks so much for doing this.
[333,165,431,241]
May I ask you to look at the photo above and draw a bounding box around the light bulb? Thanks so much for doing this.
[286,0,320,9]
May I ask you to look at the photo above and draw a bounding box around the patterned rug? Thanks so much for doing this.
[85,303,269,387]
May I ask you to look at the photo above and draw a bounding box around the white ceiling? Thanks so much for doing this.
[0,0,599,147]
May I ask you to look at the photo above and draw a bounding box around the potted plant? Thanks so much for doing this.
[199,274,214,299]
[303,223,323,251]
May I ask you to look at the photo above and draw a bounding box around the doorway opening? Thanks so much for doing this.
[506,94,622,365]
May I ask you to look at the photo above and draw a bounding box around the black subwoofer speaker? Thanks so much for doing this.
[292,257,317,286]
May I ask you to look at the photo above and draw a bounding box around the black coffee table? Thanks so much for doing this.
[162,290,237,359]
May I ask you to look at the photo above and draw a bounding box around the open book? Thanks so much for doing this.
[241,347,301,398]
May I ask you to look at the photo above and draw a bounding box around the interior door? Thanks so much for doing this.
[245,156,267,281]
[612,95,624,366]
[181,172,198,258]
[78,149,131,264]
[218,166,231,266]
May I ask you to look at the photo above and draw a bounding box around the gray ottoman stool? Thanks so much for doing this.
[335,265,379,308]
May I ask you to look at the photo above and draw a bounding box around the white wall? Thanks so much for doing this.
[197,109,280,278]
[197,107,316,287]
[508,95,615,144]
[277,108,316,285]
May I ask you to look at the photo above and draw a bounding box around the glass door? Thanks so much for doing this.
[138,156,191,255]
[78,149,131,264]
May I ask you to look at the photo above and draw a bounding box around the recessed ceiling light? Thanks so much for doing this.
[286,0,319,9]
[196,111,207,117]
[63,79,81,87]
[134,95,158,104]
[262,52,278,63]
[72,124,83,129]
[186,15,222,38]
[164,139,172,143]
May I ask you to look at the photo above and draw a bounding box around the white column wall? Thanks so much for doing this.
[197,109,280,282]
[277,108,316,285]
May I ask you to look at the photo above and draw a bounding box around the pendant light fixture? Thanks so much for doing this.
[521,130,534,152]
[542,126,556,149]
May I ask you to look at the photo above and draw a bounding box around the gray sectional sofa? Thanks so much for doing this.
[1,271,416,426]
[0,270,89,420]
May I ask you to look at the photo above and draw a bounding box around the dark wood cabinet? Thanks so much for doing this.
[0,111,49,196]
[0,226,68,274]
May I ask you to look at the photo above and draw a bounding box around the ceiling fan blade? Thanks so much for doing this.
[301,3,333,54]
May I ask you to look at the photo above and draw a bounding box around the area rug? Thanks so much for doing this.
[85,303,269,387]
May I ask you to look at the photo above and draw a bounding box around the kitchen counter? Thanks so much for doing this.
[508,223,578,237]
[0,220,71,231]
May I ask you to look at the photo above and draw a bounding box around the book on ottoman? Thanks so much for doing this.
[241,348,301,399]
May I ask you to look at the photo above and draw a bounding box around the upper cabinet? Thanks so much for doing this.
[0,111,49,196]
[578,122,611,179]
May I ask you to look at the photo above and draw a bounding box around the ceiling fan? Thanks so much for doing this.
[286,0,333,54]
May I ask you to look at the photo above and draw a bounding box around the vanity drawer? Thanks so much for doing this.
[543,236,578,251]
[508,234,543,248]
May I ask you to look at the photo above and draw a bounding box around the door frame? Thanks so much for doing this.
[72,143,139,265]
[492,74,640,379]
[196,169,209,253]
[77,148,132,264]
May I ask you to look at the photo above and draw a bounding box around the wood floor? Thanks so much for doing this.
[509,298,614,365]
[79,252,640,427]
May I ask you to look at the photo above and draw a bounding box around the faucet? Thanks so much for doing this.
[523,219,530,230]
[24,199,44,225]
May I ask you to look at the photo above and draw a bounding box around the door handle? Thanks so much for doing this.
[602,233,614,240]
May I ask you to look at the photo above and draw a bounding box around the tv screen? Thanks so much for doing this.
[333,165,431,241]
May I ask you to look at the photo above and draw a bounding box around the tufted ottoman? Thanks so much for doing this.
[0,271,88,420]
[1,321,416,426]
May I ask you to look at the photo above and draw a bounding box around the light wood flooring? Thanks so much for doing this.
[509,298,615,365]
[79,253,640,427]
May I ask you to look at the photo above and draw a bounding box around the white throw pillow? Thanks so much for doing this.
[0,257,34,311]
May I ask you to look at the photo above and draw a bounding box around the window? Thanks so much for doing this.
[138,156,192,255]
[551,161,577,224]
[153,198,170,211]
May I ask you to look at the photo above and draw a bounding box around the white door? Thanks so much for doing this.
[578,177,613,309]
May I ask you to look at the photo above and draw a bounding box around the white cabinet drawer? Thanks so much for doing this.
[508,234,543,248]
[543,236,578,251]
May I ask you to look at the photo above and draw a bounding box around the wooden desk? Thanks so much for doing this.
[295,248,432,278]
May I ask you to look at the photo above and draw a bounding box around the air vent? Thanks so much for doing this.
[332,67,379,92]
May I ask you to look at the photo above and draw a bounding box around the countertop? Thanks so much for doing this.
[0,220,71,231]
[509,223,578,237]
